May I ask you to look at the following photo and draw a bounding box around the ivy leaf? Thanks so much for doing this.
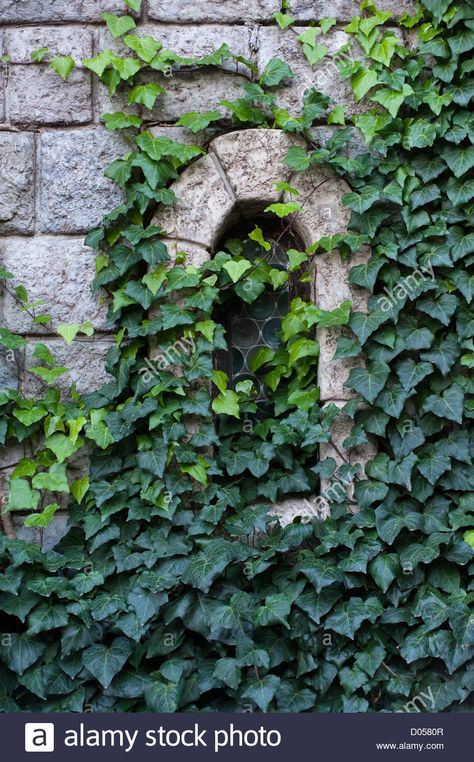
[248,225,272,251]
[259,58,294,87]
[83,639,132,689]
[273,11,295,29]
[176,110,221,133]
[212,390,240,419]
[6,479,40,513]
[327,105,346,124]
[264,202,303,218]
[325,598,383,639]
[343,186,380,213]
[441,145,474,178]
[103,112,142,130]
[349,256,385,290]
[368,554,400,593]
[31,47,49,62]
[102,13,136,38]
[137,445,169,477]
[282,146,310,171]
[124,0,142,10]
[49,55,75,81]
[423,384,464,424]
[351,68,379,101]
[242,675,280,711]
[222,260,252,282]
[27,602,68,635]
[371,84,413,118]
[128,83,166,109]
[1,635,45,676]
[346,361,390,403]
[417,449,451,485]
[57,323,80,345]
[32,463,69,493]
[24,503,60,528]
[123,34,161,63]
[446,177,474,205]
[354,480,389,508]
[396,358,433,389]
[254,594,291,628]
[404,119,437,149]
[71,477,89,504]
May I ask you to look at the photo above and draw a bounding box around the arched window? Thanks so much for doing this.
[214,219,309,402]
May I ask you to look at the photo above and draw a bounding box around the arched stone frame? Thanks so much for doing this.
[152,129,376,522]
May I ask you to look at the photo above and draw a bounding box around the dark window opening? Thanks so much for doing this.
[214,218,310,403]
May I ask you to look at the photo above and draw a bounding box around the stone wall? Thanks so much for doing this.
[0,0,408,542]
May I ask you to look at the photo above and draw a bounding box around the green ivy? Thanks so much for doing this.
[0,0,472,713]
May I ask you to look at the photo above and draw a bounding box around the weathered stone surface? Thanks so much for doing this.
[318,326,362,401]
[148,0,279,22]
[315,250,369,312]
[22,339,114,397]
[0,348,19,392]
[0,132,35,234]
[5,27,93,63]
[96,23,251,123]
[153,154,234,247]
[320,403,376,482]
[150,125,217,147]
[257,27,360,116]
[211,129,298,209]
[97,23,251,70]
[1,236,108,333]
[286,166,351,249]
[39,129,124,233]
[0,0,124,23]
[12,513,69,551]
[0,68,4,123]
[97,69,246,125]
[162,239,210,268]
[8,66,92,125]
[289,0,415,20]
[0,443,24,471]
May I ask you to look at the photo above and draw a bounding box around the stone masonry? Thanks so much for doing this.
[0,0,408,542]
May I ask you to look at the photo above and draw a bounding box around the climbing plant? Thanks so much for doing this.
[0,0,472,712]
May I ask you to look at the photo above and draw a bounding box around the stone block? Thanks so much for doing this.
[0,0,124,23]
[5,27,93,63]
[161,239,209,268]
[210,129,298,209]
[285,166,351,249]
[8,66,92,126]
[96,68,246,125]
[289,0,415,20]
[153,154,234,248]
[0,132,35,235]
[12,513,69,551]
[1,236,108,333]
[150,125,217,147]
[22,339,114,398]
[148,0,279,22]
[257,27,360,116]
[0,68,4,124]
[318,326,363,401]
[39,129,125,234]
[97,24,251,70]
[0,347,19,393]
[315,250,369,312]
